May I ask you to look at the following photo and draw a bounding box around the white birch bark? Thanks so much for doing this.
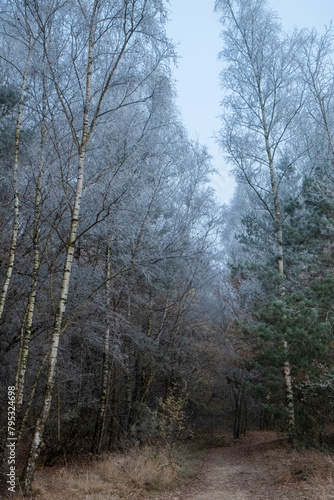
[259,66,296,437]
[17,352,49,443]
[217,0,297,435]
[21,17,94,491]
[21,0,168,490]
[16,81,47,410]
[92,243,111,455]
[0,41,32,319]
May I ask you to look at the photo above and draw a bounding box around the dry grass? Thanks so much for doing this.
[310,474,334,500]
[9,432,334,500]
[244,436,334,500]
[309,454,334,500]
[13,444,201,500]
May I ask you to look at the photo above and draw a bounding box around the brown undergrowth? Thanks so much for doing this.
[240,432,334,500]
[8,431,334,499]
[12,443,202,499]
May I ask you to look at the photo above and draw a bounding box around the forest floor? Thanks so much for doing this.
[156,431,334,500]
[11,431,334,499]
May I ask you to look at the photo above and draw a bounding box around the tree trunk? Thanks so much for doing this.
[259,89,296,436]
[16,83,47,410]
[283,341,295,434]
[20,9,97,487]
[20,148,86,492]
[17,352,49,443]
[109,363,119,450]
[92,244,111,455]
[0,42,32,319]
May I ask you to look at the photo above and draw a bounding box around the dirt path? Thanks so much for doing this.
[189,433,284,500]
[191,447,267,499]
[159,431,332,500]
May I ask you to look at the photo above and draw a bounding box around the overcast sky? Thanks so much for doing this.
[166,0,333,204]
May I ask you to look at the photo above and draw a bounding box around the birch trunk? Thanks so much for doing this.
[259,91,296,436]
[20,144,86,492]
[92,244,111,455]
[19,0,160,489]
[218,0,297,437]
[109,363,119,450]
[21,22,94,492]
[0,43,32,319]
[17,352,49,443]
[124,297,133,428]
[283,341,295,433]
[16,84,47,410]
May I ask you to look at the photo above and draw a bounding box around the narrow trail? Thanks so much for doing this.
[160,431,327,500]
[189,433,283,500]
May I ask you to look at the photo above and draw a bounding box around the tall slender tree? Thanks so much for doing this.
[0,2,34,319]
[19,0,173,491]
[215,0,307,435]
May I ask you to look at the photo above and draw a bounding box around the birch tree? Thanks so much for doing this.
[19,0,172,491]
[215,0,307,436]
[0,1,34,319]
[15,76,47,411]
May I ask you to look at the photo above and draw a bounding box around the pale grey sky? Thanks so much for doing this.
[166,0,333,204]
